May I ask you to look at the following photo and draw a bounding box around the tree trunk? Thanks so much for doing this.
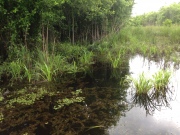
[46,24,49,62]
[42,25,45,52]
[24,26,28,50]
[72,10,75,45]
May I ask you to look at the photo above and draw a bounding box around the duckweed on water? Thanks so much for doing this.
[6,87,55,108]
[54,89,85,110]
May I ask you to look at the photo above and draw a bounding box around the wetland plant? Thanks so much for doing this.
[36,61,54,82]
[23,65,33,83]
[108,50,122,68]
[8,60,23,82]
[125,73,153,94]
[79,50,94,66]
[5,87,55,107]
[125,70,172,95]
[54,89,84,110]
[35,51,66,82]
[152,69,171,91]
[67,61,79,74]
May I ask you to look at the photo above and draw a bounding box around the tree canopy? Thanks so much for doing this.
[129,2,180,26]
[0,0,134,60]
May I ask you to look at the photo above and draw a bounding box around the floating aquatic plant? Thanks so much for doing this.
[6,87,55,108]
[54,89,85,110]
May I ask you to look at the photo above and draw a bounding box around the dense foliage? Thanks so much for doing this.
[129,2,180,26]
[0,0,134,60]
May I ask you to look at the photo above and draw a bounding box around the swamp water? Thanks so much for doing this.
[0,55,180,135]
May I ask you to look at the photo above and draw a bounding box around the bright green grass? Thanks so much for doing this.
[125,70,172,94]
[152,69,171,91]
[125,73,153,94]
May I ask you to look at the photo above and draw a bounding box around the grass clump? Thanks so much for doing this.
[108,51,122,69]
[152,69,171,91]
[79,51,94,67]
[125,70,172,95]
[125,73,153,94]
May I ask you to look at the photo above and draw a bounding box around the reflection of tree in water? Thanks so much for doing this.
[132,87,174,115]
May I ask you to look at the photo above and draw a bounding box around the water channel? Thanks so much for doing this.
[108,55,180,135]
[0,55,180,135]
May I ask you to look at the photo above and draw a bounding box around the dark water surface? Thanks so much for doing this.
[0,55,180,135]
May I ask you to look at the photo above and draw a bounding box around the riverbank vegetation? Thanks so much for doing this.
[0,0,134,84]
[1,1,180,85]
[0,1,180,105]
[1,1,180,134]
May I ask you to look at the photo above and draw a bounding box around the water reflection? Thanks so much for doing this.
[129,55,177,115]
[131,86,174,115]
[108,55,180,135]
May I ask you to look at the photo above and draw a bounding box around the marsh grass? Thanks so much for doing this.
[119,26,180,60]
[152,70,171,91]
[125,73,153,94]
[8,60,23,82]
[79,51,94,66]
[1,25,179,83]
[66,61,79,74]
[35,62,54,82]
[23,65,33,83]
[125,70,172,95]
[35,50,67,81]
[108,50,122,69]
